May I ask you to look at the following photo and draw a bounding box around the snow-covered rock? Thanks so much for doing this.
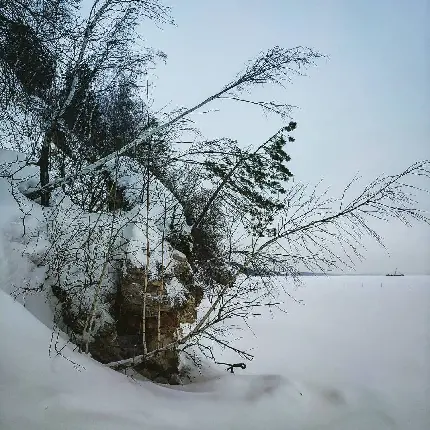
[0,149,199,381]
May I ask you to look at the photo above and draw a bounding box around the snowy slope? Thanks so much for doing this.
[2,276,429,429]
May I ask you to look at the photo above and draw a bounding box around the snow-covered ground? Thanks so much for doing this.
[1,275,429,429]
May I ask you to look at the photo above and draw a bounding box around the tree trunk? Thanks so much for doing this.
[39,134,51,206]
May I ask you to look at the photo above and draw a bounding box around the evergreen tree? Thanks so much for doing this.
[186,122,297,237]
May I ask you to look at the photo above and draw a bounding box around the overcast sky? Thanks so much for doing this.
[138,0,429,274]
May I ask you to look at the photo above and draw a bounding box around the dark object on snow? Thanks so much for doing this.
[216,361,247,374]
[386,268,404,276]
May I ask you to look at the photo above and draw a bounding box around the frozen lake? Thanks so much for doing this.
[221,275,430,429]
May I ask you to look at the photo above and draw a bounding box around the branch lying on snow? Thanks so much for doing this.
[215,362,247,373]
[25,46,322,199]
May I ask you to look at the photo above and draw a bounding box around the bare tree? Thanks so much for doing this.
[25,46,323,199]
[1,0,170,205]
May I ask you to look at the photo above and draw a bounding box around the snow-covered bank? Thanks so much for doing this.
[0,149,200,379]
[1,276,429,429]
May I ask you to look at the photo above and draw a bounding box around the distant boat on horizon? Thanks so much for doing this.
[386,268,404,277]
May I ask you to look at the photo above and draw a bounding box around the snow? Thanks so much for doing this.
[0,150,54,327]
[187,271,430,418]
[1,276,429,429]
[172,249,187,262]
[103,155,190,273]
[165,276,187,306]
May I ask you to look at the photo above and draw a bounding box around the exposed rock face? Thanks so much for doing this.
[1,151,206,384]
[113,260,199,384]
[90,323,123,363]
[51,256,200,384]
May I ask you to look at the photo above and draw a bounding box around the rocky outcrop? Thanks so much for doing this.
[51,255,200,384]
[113,260,199,384]
[1,150,208,384]
[28,155,208,383]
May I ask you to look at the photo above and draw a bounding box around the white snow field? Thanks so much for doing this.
[1,275,429,430]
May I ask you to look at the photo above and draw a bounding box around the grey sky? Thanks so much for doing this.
[136,0,429,275]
